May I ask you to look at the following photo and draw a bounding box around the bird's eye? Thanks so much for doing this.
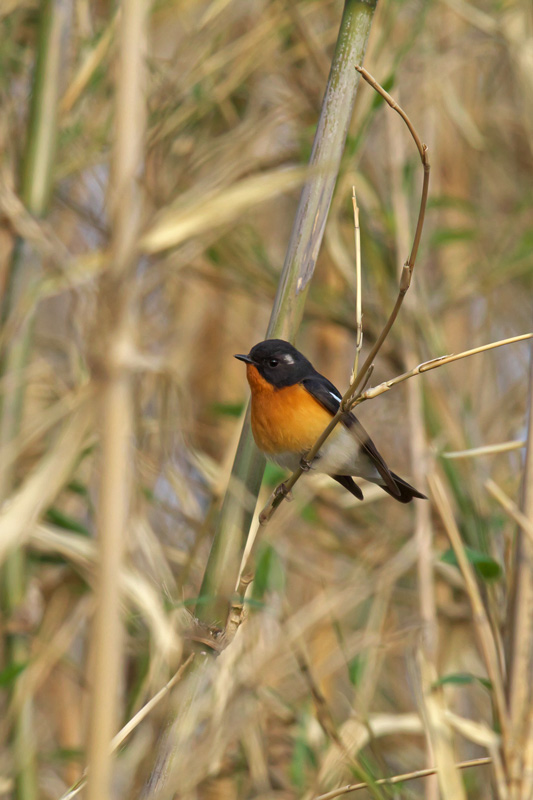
[268,358,279,368]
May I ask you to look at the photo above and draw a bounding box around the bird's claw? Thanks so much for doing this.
[274,482,293,502]
[299,456,313,472]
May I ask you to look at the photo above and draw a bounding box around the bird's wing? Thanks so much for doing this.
[300,373,343,415]
[301,374,401,497]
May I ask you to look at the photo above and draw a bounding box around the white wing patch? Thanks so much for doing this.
[328,390,342,403]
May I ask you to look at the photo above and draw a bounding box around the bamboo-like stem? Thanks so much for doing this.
[0,0,68,495]
[507,343,533,799]
[312,756,492,800]
[20,1,67,216]
[197,0,378,626]
[0,3,69,798]
[85,2,147,799]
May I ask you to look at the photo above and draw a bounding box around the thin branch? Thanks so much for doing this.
[258,68,430,527]
[313,756,492,799]
[485,478,533,544]
[350,188,363,383]
[351,333,533,407]
[443,440,526,459]
[355,65,430,272]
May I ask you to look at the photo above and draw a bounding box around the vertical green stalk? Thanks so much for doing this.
[0,2,68,798]
[197,0,378,625]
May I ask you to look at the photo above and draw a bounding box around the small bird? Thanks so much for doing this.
[235,339,426,503]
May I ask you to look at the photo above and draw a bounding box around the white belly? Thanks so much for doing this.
[265,425,383,482]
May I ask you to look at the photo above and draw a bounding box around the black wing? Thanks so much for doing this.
[301,373,401,497]
[301,373,343,415]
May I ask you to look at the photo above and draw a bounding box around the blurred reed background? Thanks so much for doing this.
[0,1,532,799]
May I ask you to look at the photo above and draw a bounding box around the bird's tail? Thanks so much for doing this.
[380,472,427,503]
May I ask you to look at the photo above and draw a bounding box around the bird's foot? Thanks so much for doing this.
[274,482,293,502]
[299,456,313,472]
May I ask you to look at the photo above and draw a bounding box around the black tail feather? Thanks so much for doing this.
[332,474,364,500]
[381,472,427,503]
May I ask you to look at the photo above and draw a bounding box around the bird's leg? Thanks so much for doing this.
[274,482,293,501]
[260,482,293,524]
[299,455,314,471]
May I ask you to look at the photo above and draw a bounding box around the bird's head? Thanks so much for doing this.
[234,339,311,388]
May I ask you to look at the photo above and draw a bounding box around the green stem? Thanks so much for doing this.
[0,3,69,798]
[197,0,378,625]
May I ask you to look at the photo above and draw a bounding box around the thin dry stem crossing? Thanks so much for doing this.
[352,333,533,406]
[313,756,493,799]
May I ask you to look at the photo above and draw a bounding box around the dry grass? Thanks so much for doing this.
[0,1,532,799]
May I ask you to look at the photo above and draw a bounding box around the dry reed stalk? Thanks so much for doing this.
[444,710,508,799]
[315,712,424,793]
[0,402,90,564]
[352,583,391,719]
[485,479,533,544]
[507,346,533,800]
[417,647,467,800]
[60,655,194,800]
[387,102,438,798]
[140,167,307,255]
[428,473,509,779]
[59,9,120,114]
[443,441,526,459]
[307,538,419,791]
[31,524,181,655]
[85,1,147,798]
[147,538,419,799]
[350,188,362,383]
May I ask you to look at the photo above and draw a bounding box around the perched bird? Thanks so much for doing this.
[235,339,426,503]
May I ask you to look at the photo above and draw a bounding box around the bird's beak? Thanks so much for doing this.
[234,353,255,364]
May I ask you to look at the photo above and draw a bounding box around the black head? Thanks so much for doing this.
[234,339,312,387]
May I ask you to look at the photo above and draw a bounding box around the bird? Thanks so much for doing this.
[235,339,426,503]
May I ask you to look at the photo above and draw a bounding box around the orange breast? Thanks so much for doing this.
[246,364,333,454]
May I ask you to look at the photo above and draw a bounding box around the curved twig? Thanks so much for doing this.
[258,68,430,525]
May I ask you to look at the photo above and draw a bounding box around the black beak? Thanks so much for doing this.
[234,353,255,364]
